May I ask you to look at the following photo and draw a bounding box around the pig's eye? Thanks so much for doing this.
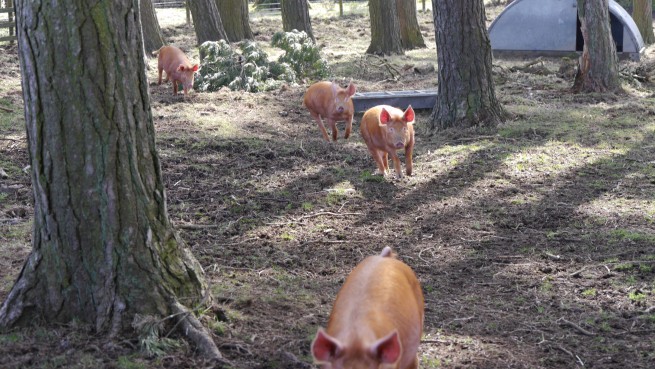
[387,127,394,133]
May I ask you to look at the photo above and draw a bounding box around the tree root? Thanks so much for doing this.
[170,301,227,364]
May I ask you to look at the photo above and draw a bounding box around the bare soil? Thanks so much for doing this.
[1,6,655,369]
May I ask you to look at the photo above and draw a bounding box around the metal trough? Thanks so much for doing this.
[351,89,437,113]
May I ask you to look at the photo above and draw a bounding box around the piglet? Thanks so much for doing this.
[155,45,199,95]
[303,81,356,142]
[311,247,424,369]
[360,105,416,177]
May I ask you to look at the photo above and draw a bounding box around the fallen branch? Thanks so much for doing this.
[177,223,221,230]
[557,317,596,336]
[0,106,14,113]
[266,211,363,225]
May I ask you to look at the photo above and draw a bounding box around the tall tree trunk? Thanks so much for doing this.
[429,0,507,131]
[367,0,404,55]
[396,0,425,50]
[140,0,165,53]
[188,0,228,44]
[280,0,315,41]
[633,0,655,44]
[573,0,621,92]
[3,0,220,360]
[217,0,253,42]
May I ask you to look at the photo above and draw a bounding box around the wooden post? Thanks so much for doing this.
[8,0,14,44]
[185,0,191,27]
[339,0,343,17]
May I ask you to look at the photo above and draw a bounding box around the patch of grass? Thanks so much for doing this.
[360,170,385,182]
[117,356,146,369]
[582,288,597,297]
[614,263,634,271]
[279,232,294,241]
[628,291,647,302]
[0,332,22,344]
[301,202,314,211]
[422,357,443,368]
[540,278,553,293]
[610,229,655,243]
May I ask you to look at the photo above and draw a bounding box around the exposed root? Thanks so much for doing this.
[170,301,226,363]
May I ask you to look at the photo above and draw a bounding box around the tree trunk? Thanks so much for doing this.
[188,0,228,44]
[573,0,621,92]
[633,0,655,44]
[140,0,165,53]
[429,0,507,131]
[4,0,220,360]
[217,0,253,42]
[396,0,425,50]
[367,0,404,55]
[280,0,315,41]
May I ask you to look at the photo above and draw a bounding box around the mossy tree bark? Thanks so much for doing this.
[188,0,228,44]
[573,0,621,92]
[429,0,507,131]
[396,0,426,50]
[280,0,315,41]
[140,0,165,53]
[217,0,253,42]
[632,0,654,44]
[367,0,404,55]
[2,0,221,360]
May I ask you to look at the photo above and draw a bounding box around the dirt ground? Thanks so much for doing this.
[1,5,655,369]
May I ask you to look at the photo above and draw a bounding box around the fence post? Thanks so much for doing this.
[185,0,191,27]
[8,0,14,44]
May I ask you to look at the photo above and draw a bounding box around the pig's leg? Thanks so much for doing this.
[329,120,338,141]
[382,152,389,173]
[158,67,163,85]
[312,113,330,142]
[344,114,353,139]
[173,79,178,95]
[405,142,414,176]
[369,148,386,175]
[390,150,403,177]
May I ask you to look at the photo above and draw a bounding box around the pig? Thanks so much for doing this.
[155,45,199,95]
[303,81,356,142]
[311,246,424,369]
[359,105,415,177]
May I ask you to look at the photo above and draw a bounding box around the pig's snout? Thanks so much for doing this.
[336,106,345,113]
[394,142,404,149]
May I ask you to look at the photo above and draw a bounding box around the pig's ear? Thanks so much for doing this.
[403,105,415,123]
[369,330,402,364]
[311,328,343,363]
[331,82,338,95]
[192,64,199,72]
[177,64,185,72]
[379,108,391,125]
[346,82,356,96]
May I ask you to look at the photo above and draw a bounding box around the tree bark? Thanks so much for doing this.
[429,0,507,131]
[280,0,315,42]
[4,0,220,360]
[367,0,404,55]
[217,0,253,42]
[573,0,621,92]
[633,0,655,44]
[140,0,165,53]
[396,0,426,50]
[188,0,228,44]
